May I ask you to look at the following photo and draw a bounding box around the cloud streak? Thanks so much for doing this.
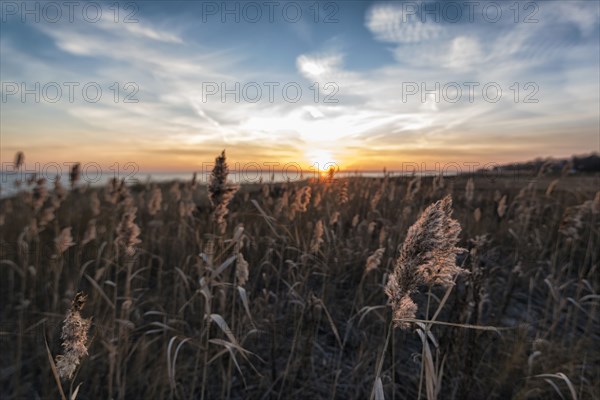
[1,1,598,170]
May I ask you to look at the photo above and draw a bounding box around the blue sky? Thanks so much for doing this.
[1,0,599,171]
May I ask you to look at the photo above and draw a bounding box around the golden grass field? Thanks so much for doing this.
[0,152,599,399]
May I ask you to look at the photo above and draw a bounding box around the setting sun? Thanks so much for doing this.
[305,149,338,172]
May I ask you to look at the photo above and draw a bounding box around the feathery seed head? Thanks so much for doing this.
[55,227,75,254]
[208,150,239,232]
[366,248,385,273]
[14,151,24,169]
[55,292,91,381]
[116,207,141,256]
[465,178,475,203]
[385,195,465,329]
[69,163,81,189]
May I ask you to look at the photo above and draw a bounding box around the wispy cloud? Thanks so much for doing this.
[366,4,443,43]
[1,1,598,170]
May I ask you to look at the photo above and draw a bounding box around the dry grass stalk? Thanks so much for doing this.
[14,151,24,169]
[27,174,37,186]
[465,178,475,203]
[592,191,600,215]
[545,179,559,197]
[69,163,81,189]
[104,178,119,205]
[169,182,182,203]
[310,219,324,253]
[368,221,376,235]
[537,160,554,177]
[81,219,97,246]
[116,207,142,256]
[55,292,91,380]
[365,248,385,273]
[432,174,445,192]
[474,207,482,223]
[89,192,100,216]
[54,178,67,205]
[378,227,387,247]
[190,172,198,189]
[312,190,322,208]
[370,186,383,210]
[38,206,56,229]
[559,198,598,240]
[274,190,289,217]
[208,150,239,233]
[288,186,311,220]
[493,190,502,202]
[236,252,249,287]
[330,211,340,226]
[406,176,421,200]
[55,227,75,254]
[32,178,48,211]
[497,195,507,218]
[178,199,195,219]
[385,195,465,329]
[338,180,349,205]
[147,187,162,216]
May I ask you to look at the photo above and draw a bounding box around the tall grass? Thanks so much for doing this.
[0,152,598,399]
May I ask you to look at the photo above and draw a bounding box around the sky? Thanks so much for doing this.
[1,0,599,174]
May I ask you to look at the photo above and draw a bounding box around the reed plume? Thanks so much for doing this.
[32,178,48,211]
[89,191,101,216]
[497,195,507,218]
[329,211,340,226]
[55,227,75,254]
[288,186,311,220]
[385,195,465,329]
[310,220,324,253]
[559,198,598,240]
[55,292,91,380]
[474,207,482,223]
[208,150,239,234]
[370,186,383,210]
[312,190,322,208]
[190,172,198,189]
[365,248,385,273]
[169,182,181,203]
[147,186,162,216]
[545,179,559,197]
[338,180,349,204]
[53,177,67,206]
[262,184,270,199]
[465,178,475,203]
[14,151,24,169]
[104,178,119,205]
[116,207,141,256]
[69,163,81,189]
[178,199,195,219]
[405,176,421,201]
[236,251,249,287]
